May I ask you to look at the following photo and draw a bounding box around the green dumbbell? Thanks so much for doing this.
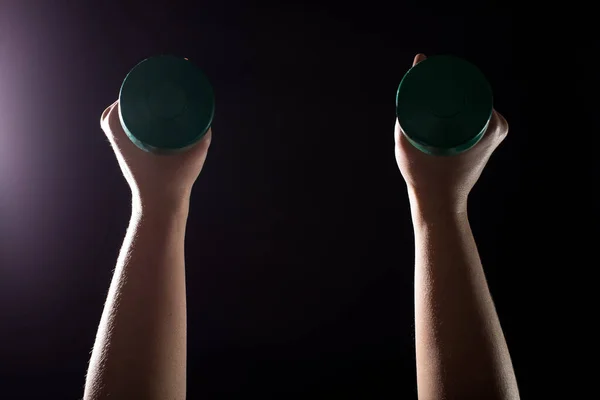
[396,55,493,156]
[118,55,215,154]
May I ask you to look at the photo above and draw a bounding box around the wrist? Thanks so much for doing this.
[132,192,190,220]
[408,187,467,223]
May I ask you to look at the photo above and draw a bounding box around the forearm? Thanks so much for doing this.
[84,197,189,400]
[410,191,519,400]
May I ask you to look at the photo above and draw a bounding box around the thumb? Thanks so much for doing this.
[394,54,427,147]
[412,53,427,66]
[482,109,509,146]
[100,100,118,133]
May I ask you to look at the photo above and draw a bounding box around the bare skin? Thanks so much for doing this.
[396,54,520,400]
[84,53,519,400]
[83,100,211,400]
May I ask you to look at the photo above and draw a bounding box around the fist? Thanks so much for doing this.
[395,54,508,211]
[100,99,212,208]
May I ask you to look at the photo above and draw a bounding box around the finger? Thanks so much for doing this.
[495,109,509,140]
[186,128,212,156]
[100,100,118,130]
[102,101,121,141]
[474,109,508,154]
[394,119,423,158]
[104,100,133,149]
[201,128,212,147]
[412,53,427,66]
[394,118,405,144]
[105,101,154,161]
[487,109,509,143]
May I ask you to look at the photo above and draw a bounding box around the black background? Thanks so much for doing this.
[0,0,590,398]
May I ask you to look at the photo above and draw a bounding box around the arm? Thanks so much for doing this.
[84,198,189,400]
[84,99,211,400]
[395,53,519,400]
[410,191,520,400]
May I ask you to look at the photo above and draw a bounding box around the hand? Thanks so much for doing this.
[394,54,509,212]
[100,99,212,209]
